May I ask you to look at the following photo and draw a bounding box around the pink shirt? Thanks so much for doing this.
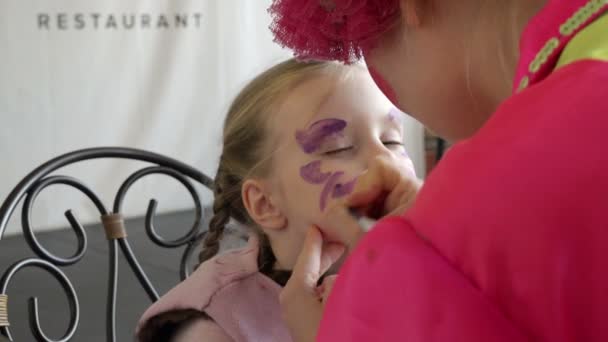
[136,237,292,342]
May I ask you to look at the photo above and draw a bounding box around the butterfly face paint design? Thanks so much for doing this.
[297,118,356,211]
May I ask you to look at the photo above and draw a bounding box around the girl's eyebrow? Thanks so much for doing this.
[295,118,347,153]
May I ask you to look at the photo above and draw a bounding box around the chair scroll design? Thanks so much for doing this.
[0,147,214,342]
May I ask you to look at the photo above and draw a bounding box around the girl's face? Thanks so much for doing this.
[262,67,415,269]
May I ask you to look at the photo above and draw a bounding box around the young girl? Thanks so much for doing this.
[135,58,419,341]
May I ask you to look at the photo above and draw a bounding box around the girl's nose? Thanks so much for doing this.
[363,140,398,169]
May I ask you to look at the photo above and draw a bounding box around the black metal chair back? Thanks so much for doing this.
[0,147,214,342]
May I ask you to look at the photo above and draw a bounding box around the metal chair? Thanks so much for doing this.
[0,147,214,342]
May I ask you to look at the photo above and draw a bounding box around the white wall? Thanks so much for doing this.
[0,0,424,236]
[403,116,426,178]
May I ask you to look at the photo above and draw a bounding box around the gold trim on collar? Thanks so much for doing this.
[517,0,608,92]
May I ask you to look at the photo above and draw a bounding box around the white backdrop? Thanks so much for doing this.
[0,0,424,236]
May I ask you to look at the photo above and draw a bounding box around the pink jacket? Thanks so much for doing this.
[318,1,608,341]
[136,237,292,342]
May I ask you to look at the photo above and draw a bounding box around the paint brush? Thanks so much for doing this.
[348,207,377,232]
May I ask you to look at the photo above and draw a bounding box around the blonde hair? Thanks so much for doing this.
[198,58,343,284]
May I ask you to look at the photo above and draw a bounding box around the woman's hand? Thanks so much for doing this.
[319,155,422,249]
[349,155,421,217]
[280,157,420,341]
[279,226,345,342]
[317,275,338,304]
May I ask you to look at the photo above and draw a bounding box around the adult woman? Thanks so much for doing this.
[270,0,608,341]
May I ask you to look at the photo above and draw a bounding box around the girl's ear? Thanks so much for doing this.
[242,179,287,231]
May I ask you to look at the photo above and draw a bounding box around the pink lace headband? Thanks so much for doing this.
[268,0,400,64]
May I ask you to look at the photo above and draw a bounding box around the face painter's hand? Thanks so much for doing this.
[317,202,366,251]
[317,275,338,304]
[280,226,345,342]
[316,155,421,250]
[349,155,422,217]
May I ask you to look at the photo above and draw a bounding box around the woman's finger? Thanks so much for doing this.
[384,175,422,216]
[318,275,338,304]
[291,226,344,288]
[280,226,344,342]
[317,203,366,250]
[348,155,420,217]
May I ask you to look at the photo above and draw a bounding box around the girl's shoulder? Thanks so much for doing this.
[136,236,290,341]
[172,315,234,342]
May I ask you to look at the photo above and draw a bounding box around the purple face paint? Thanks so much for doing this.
[296,119,347,154]
[300,160,357,210]
[368,66,398,105]
[319,171,343,211]
[300,160,331,184]
[333,177,357,198]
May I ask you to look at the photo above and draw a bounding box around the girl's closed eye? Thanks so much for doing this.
[318,137,355,157]
[322,146,354,156]
[383,140,404,149]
